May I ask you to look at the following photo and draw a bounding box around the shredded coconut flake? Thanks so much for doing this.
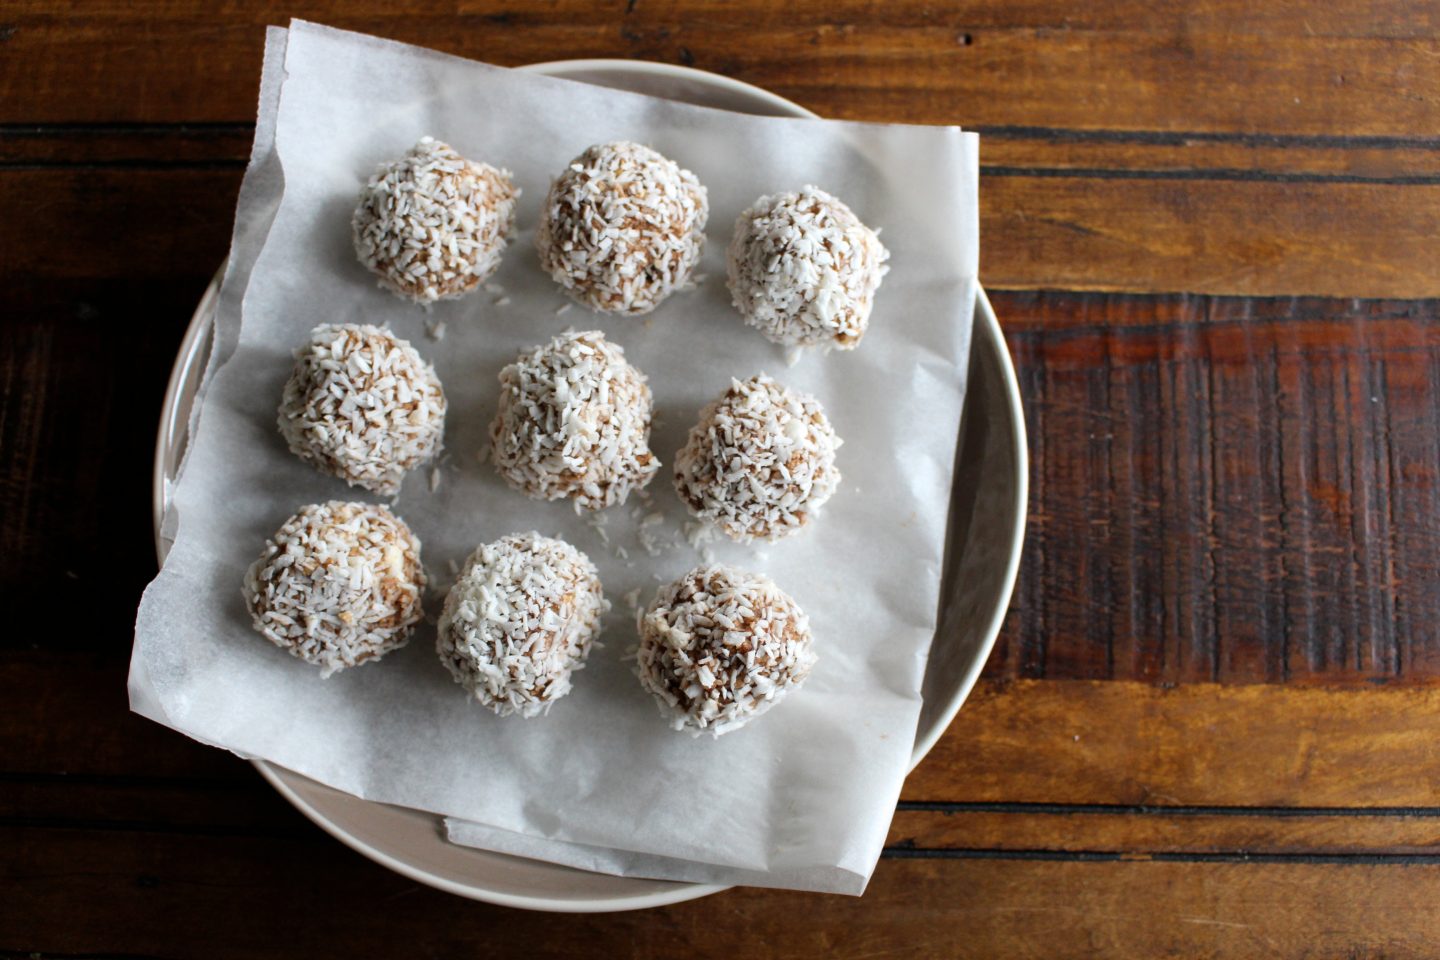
[353,137,518,304]
[490,330,659,510]
[278,323,446,496]
[436,532,607,717]
[727,185,888,349]
[674,374,841,543]
[242,502,425,677]
[536,141,708,316]
[636,564,815,737]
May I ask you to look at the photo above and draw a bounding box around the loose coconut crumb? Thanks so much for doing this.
[436,532,607,717]
[243,501,425,677]
[636,564,815,736]
[490,330,659,510]
[536,141,708,316]
[684,521,715,550]
[674,374,841,543]
[353,137,518,304]
[727,185,889,349]
[637,511,667,557]
[278,323,446,497]
[586,510,611,546]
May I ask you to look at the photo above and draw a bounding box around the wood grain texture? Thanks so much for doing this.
[889,806,1440,855]
[6,134,1438,301]
[13,775,1440,857]
[7,289,1439,683]
[10,655,1440,812]
[5,161,1434,682]
[909,679,1440,807]
[4,2,1440,950]
[997,293,1440,683]
[984,177,1440,297]
[2,157,1437,679]
[3,0,1439,137]
[6,827,1440,959]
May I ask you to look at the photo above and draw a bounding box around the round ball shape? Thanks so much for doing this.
[674,374,841,543]
[437,533,607,718]
[536,141,707,315]
[637,564,815,737]
[279,323,446,497]
[243,501,426,677]
[727,185,889,349]
[489,330,659,510]
[353,137,518,303]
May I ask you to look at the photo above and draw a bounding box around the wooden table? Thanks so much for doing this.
[4,3,1438,956]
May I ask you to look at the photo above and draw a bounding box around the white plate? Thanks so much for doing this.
[151,59,1028,912]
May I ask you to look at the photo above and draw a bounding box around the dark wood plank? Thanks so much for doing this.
[0,125,254,165]
[0,278,217,644]
[0,169,238,282]
[3,2,1437,950]
[10,774,1440,857]
[0,654,244,782]
[982,131,1440,182]
[7,302,1440,685]
[4,161,1439,679]
[6,148,1438,306]
[910,679,1440,807]
[0,168,237,641]
[997,294,1440,684]
[8,142,1440,297]
[3,0,1439,140]
[983,176,1440,297]
[4,826,1440,959]
[889,806,1440,855]
[11,125,1439,183]
[11,654,1440,812]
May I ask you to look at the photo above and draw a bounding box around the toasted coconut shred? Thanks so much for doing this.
[674,374,841,543]
[352,137,518,304]
[637,564,815,737]
[727,185,889,349]
[437,533,607,718]
[279,323,446,497]
[536,141,708,316]
[243,502,426,677]
[489,330,659,510]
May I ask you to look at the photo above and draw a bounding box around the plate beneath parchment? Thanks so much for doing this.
[151,60,1027,913]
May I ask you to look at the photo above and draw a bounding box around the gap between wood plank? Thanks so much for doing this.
[8,769,1440,818]
[4,157,1436,186]
[895,801,1440,818]
[5,122,1440,151]
[883,848,1440,864]
[5,812,1436,865]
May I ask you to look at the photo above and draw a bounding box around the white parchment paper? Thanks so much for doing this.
[131,21,978,895]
